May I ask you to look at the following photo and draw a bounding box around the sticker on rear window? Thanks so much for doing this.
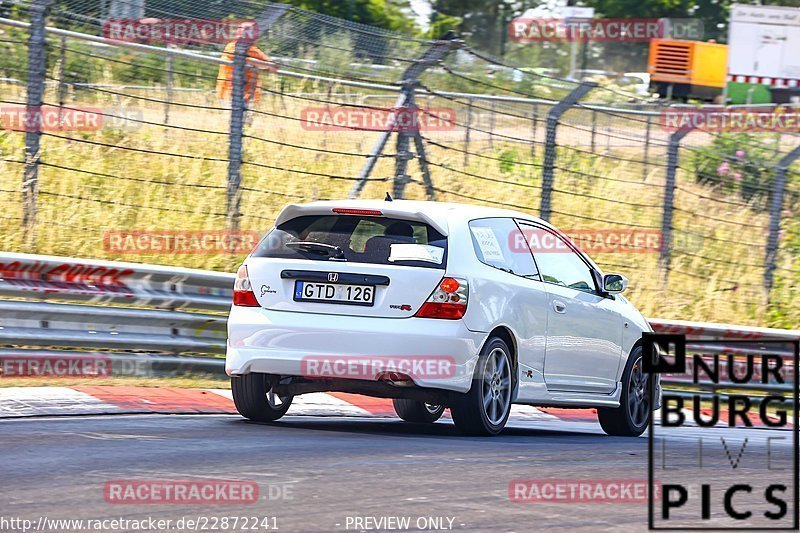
[388,244,445,264]
[470,226,505,262]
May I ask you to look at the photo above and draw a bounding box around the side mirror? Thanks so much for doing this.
[603,273,628,294]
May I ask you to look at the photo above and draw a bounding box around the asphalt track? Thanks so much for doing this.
[2,412,795,532]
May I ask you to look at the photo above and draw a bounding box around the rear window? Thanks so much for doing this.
[253,215,447,269]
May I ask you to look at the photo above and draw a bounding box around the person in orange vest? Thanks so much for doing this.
[216,22,276,105]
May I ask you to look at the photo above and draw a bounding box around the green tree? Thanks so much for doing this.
[286,0,420,34]
[53,0,420,34]
[431,1,542,56]
[583,0,693,19]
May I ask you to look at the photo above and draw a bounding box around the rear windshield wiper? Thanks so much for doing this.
[285,241,347,261]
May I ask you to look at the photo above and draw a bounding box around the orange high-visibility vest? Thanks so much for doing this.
[216,40,271,102]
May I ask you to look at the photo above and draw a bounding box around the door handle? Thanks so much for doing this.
[553,300,567,314]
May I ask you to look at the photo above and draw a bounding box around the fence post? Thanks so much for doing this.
[56,35,68,122]
[349,33,459,199]
[530,103,537,161]
[540,82,596,222]
[164,53,174,125]
[394,82,440,200]
[412,128,435,200]
[22,0,53,249]
[488,100,496,150]
[226,39,248,232]
[590,108,596,153]
[393,82,414,199]
[463,97,472,167]
[404,88,436,200]
[659,124,694,278]
[643,114,652,180]
[764,145,800,294]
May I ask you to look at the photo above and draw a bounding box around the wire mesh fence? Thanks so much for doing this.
[0,0,798,327]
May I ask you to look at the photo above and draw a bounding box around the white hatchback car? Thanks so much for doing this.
[227,200,658,436]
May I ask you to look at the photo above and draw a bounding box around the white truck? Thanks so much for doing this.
[727,4,800,102]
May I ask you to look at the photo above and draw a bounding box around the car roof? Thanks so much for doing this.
[274,199,553,235]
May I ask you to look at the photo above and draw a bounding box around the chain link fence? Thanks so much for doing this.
[0,0,798,327]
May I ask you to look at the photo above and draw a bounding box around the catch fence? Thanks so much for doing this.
[0,0,798,327]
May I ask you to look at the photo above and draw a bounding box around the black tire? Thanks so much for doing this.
[450,337,513,436]
[598,346,649,436]
[392,399,445,423]
[231,373,293,422]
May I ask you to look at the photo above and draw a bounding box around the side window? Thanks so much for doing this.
[468,218,538,278]
[518,223,597,294]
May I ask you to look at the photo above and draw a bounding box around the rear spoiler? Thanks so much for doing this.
[274,204,449,236]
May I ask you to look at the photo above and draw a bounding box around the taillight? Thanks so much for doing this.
[233,265,259,307]
[415,277,468,319]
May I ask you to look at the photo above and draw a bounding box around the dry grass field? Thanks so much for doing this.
[0,79,797,328]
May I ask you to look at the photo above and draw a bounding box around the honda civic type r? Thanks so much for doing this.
[226,200,659,436]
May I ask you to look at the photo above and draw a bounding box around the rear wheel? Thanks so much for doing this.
[392,399,445,423]
[231,373,293,422]
[598,347,649,436]
[450,337,513,436]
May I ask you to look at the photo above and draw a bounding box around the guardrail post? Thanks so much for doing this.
[349,33,459,199]
[226,39,248,232]
[22,0,53,249]
[540,82,596,222]
[659,124,694,279]
[764,145,800,294]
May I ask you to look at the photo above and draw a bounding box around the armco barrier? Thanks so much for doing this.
[0,253,230,376]
[0,253,797,382]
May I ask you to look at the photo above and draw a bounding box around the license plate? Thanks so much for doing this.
[293,281,375,306]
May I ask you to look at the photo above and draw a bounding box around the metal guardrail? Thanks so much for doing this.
[0,253,230,376]
[0,253,797,382]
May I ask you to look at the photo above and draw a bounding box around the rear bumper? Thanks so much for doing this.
[226,306,484,393]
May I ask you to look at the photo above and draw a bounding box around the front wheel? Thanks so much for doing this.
[231,373,293,422]
[597,346,649,436]
[392,399,445,423]
[450,337,513,436]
